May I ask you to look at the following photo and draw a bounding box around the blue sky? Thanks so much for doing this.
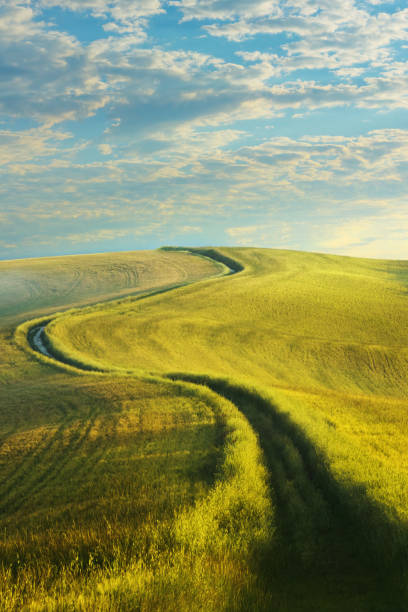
[1,0,408,260]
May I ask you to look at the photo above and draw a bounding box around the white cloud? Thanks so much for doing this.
[98,143,113,155]
[0,5,268,129]
[197,1,408,87]
[0,240,17,249]
[3,128,408,219]
[170,0,282,22]
[226,224,264,237]
[1,0,408,260]
[178,225,202,233]
[0,4,100,124]
[64,228,130,243]
[40,0,165,29]
[0,126,72,165]
[231,130,408,188]
[1,1,408,137]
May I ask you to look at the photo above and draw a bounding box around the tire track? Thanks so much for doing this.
[169,374,407,612]
[168,377,342,567]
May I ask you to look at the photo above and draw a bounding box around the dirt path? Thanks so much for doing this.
[30,325,52,358]
[28,249,237,363]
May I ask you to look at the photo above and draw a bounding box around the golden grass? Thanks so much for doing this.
[0,359,274,610]
[1,249,274,610]
[4,246,408,609]
[0,248,224,328]
[42,247,408,607]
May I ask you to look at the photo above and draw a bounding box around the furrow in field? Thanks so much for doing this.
[2,412,103,518]
[0,424,67,507]
[63,267,82,297]
[0,402,107,518]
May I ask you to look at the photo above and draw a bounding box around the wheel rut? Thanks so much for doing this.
[169,374,405,610]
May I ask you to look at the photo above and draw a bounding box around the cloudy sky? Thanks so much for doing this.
[1,0,408,260]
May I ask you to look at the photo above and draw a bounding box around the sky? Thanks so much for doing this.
[1,0,408,260]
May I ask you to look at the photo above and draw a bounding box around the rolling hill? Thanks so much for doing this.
[3,247,408,610]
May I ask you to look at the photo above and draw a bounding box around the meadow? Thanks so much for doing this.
[2,246,408,609]
[0,249,222,328]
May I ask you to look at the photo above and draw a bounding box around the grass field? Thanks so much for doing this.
[2,250,257,610]
[0,249,223,327]
[2,246,408,609]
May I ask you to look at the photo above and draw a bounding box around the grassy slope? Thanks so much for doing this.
[0,249,223,327]
[50,248,408,394]
[2,251,271,610]
[45,247,408,608]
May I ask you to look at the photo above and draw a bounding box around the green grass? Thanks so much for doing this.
[0,248,224,327]
[0,369,273,610]
[3,246,408,609]
[3,250,269,610]
[40,247,408,608]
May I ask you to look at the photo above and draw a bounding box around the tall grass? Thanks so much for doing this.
[0,370,275,610]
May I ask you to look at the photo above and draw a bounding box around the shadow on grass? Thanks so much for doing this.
[0,417,224,576]
[168,373,408,612]
[160,246,244,275]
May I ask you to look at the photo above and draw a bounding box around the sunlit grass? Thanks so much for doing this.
[0,248,223,327]
[1,249,274,610]
[4,246,408,609]
[43,247,408,607]
[0,359,274,610]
